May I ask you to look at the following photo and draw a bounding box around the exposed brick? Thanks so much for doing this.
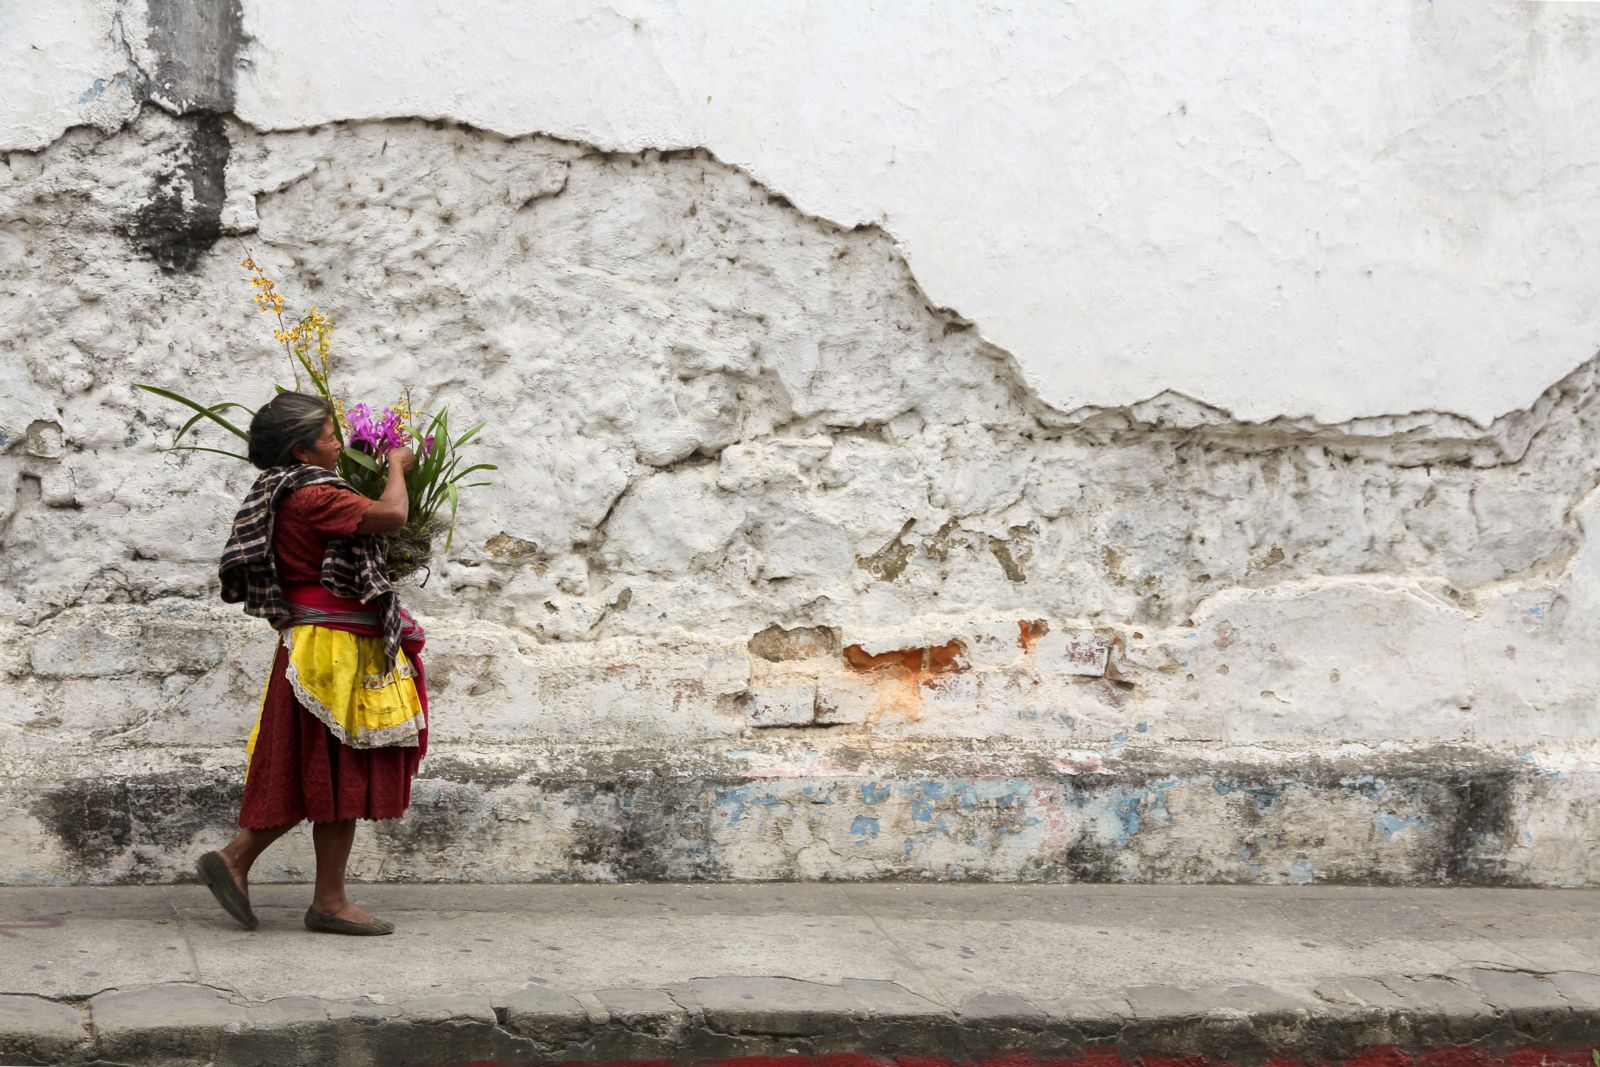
[748,624,841,662]
[843,641,967,677]
[1033,628,1110,677]
[815,673,877,724]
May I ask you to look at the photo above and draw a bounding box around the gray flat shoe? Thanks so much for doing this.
[196,851,257,930]
[304,906,394,936]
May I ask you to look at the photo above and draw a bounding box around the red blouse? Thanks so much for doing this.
[273,484,373,587]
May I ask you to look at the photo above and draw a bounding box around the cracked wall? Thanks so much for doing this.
[2,6,1598,886]
[8,2,1600,423]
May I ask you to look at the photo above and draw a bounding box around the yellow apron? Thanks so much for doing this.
[246,625,425,776]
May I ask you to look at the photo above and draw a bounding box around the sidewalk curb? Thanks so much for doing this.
[2,967,1596,1065]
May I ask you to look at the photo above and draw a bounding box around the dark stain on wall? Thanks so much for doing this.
[126,0,244,272]
[1437,770,1518,885]
[128,112,231,273]
[143,0,245,114]
[23,757,1543,887]
[371,780,488,871]
[564,778,731,881]
[31,776,241,877]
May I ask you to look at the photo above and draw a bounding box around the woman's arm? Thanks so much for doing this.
[355,447,416,535]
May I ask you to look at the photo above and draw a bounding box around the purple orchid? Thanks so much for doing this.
[346,402,412,456]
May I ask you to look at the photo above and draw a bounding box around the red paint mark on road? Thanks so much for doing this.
[0,916,65,938]
[451,1047,1595,1067]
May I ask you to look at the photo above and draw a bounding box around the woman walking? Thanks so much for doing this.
[196,391,429,935]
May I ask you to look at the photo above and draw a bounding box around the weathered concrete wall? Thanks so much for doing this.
[0,3,1596,886]
[9,1,1600,424]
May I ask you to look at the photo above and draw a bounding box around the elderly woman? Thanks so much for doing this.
[195,391,428,935]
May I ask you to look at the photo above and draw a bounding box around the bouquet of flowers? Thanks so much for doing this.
[136,252,494,580]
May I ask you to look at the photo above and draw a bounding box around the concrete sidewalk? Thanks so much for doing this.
[0,883,1596,1065]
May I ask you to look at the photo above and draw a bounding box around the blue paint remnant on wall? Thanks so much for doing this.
[1082,780,1177,845]
[714,784,781,826]
[1111,795,1145,842]
[861,782,891,805]
[79,74,126,104]
[893,779,1044,851]
[850,815,880,839]
[1214,777,1313,814]
[1248,785,1286,815]
[1136,722,1149,733]
[1373,811,1425,840]
[1288,858,1315,885]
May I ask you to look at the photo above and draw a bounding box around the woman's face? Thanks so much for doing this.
[294,418,341,471]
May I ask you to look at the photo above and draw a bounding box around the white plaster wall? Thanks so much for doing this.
[7,1,1600,422]
[3,3,1599,886]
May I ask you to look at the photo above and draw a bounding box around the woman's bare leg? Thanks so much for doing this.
[217,823,296,896]
[310,819,377,922]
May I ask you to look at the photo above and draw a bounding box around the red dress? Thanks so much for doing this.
[238,484,429,828]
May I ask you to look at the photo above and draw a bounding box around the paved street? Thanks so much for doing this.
[0,882,1596,1063]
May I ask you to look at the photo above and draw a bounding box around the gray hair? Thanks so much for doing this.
[247,392,333,470]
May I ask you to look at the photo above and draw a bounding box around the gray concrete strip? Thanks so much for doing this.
[956,992,1049,1029]
[1125,983,1211,1020]
[0,994,88,1064]
[1314,975,1410,1011]
[89,982,248,1062]
[0,884,1595,1064]
[1203,983,1312,1016]
[592,985,687,1040]
[1036,992,1133,1040]
[671,975,863,1036]
[1550,969,1600,1009]
[1465,967,1574,1014]
[493,983,590,1042]
[1461,967,1579,1041]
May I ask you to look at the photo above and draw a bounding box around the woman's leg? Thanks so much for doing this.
[217,823,297,895]
[310,819,379,922]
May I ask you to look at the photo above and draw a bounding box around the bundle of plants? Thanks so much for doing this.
[136,252,494,582]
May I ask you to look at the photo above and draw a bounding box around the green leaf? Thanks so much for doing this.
[174,401,251,446]
[134,384,249,440]
[340,447,381,472]
[447,463,497,483]
[165,444,251,461]
[442,482,459,553]
[452,421,486,449]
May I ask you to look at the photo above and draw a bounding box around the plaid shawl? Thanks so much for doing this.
[219,464,405,668]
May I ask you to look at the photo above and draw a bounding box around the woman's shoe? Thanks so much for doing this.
[196,851,258,930]
[304,906,394,936]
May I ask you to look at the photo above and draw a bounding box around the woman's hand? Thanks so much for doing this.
[355,447,416,535]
